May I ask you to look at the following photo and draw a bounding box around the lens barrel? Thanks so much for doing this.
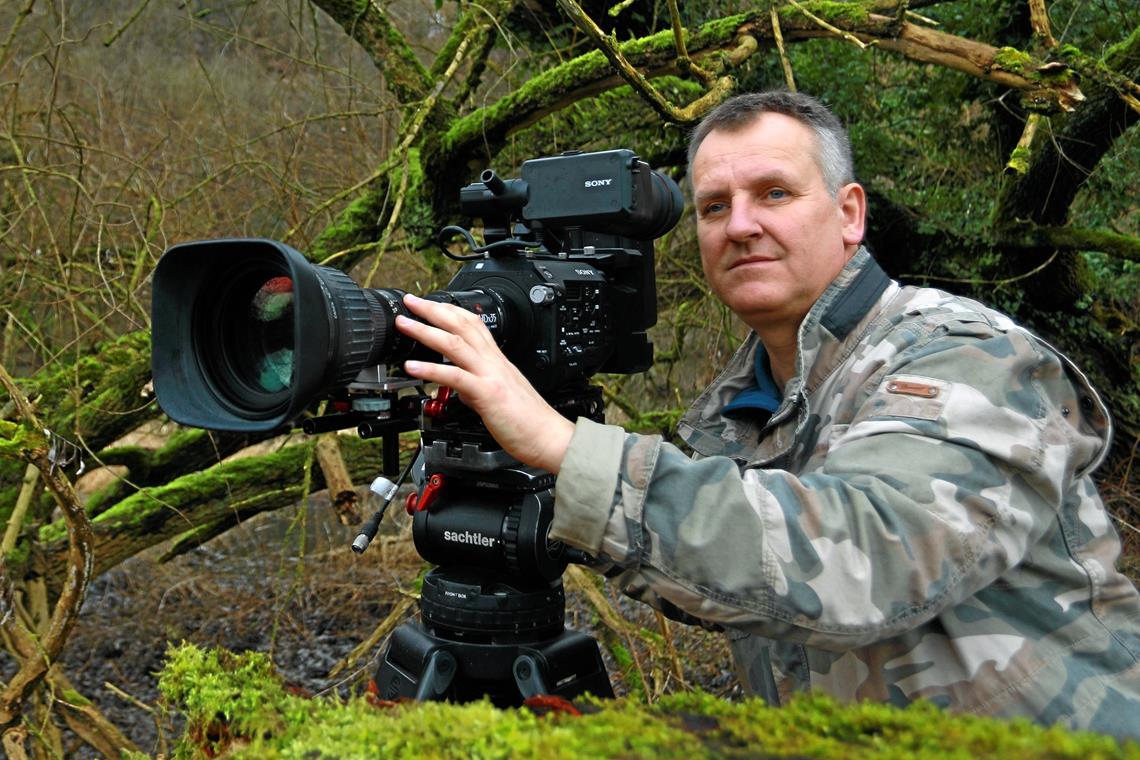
[151,239,407,431]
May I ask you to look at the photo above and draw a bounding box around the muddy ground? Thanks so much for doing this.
[60,491,738,757]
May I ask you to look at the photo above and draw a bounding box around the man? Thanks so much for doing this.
[393,91,1140,736]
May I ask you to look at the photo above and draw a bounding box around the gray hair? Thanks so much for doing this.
[687,90,855,197]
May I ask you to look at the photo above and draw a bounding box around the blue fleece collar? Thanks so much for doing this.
[723,342,782,416]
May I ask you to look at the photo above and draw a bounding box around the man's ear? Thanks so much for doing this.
[838,182,866,247]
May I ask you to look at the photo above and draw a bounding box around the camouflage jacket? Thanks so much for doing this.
[551,248,1140,737]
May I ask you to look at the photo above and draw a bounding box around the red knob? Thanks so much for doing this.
[424,386,453,418]
[406,473,445,514]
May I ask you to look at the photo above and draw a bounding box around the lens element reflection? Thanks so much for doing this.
[249,276,294,392]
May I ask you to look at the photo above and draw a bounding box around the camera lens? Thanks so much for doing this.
[195,255,298,419]
[152,238,421,430]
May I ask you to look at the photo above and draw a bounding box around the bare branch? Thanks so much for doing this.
[1027,0,1057,48]
[771,7,797,92]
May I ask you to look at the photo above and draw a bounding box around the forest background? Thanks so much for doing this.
[0,0,1137,756]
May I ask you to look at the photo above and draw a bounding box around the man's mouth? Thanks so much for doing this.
[729,255,778,270]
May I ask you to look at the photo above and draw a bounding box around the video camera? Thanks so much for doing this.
[150,148,683,704]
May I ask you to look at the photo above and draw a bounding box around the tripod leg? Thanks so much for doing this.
[414,649,458,702]
[512,654,551,699]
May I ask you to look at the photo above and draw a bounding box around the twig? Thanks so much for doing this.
[1,465,39,555]
[103,681,154,713]
[0,363,95,732]
[771,7,797,92]
[105,681,167,757]
[905,9,940,26]
[327,594,416,679]
[1113,513,1140,537]
[902,249,1060,285]
[103,0,155,47]
[359,6,490,283]
[654,610,688,690]
[1004,113,1041,175]
[0,0,35,72]
[564,566,655,700]
[784,0,872,49]
[668,0,714,84]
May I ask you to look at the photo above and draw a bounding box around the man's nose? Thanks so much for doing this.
[724,199,762,241]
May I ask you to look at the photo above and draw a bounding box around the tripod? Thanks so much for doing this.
[372,567,613,706]
[364,385,613,705]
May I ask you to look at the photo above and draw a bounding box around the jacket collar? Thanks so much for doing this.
[677,247,893,456]
[790,246,892,399]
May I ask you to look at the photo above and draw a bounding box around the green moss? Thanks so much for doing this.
[309,182,391,264]
[992,47,1035,75]
[38,520,67,545]
[397,147,439,252]
[606,641,646,701]
[17,331,152,455]
[441,49,614,155]
[687,12,757,47]
[0,419,37,459]
[1006,145,1031,174]
[1103,25,1140,68]
[161,644,1140,759]
[780,1,871,27]
[4,538,30,568]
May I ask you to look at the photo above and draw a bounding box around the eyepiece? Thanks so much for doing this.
[642,167,686,240]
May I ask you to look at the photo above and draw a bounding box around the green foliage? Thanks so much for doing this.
[160,643,1140,759]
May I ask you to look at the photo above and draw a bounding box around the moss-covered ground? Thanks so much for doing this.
[158,642,1138,760]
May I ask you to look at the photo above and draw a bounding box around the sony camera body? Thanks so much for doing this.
[151,149,682,434]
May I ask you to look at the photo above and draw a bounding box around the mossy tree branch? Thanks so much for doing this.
[0,364,94,743]
[39,436,388,586]
[306,1,519,272]
[310,0,434,109]
[994,26,1140,226]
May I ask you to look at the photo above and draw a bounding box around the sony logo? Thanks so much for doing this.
[583,178,613,188]
[443,529,497,548]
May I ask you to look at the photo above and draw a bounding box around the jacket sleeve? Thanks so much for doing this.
[549,321,1111,650]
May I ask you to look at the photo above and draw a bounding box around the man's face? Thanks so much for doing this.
[692,113,865,334]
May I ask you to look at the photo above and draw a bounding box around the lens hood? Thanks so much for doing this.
[151,238,345,431]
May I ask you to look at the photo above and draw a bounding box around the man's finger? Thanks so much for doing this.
[401,294,501,356]
[403,358,467,388]
[394,314,480,367]
[403,294,477,332]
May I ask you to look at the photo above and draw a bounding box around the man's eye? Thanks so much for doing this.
[768,189,787,200]
[702,201,728,216]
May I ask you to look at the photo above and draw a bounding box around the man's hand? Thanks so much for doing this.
[395,293,574,474]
